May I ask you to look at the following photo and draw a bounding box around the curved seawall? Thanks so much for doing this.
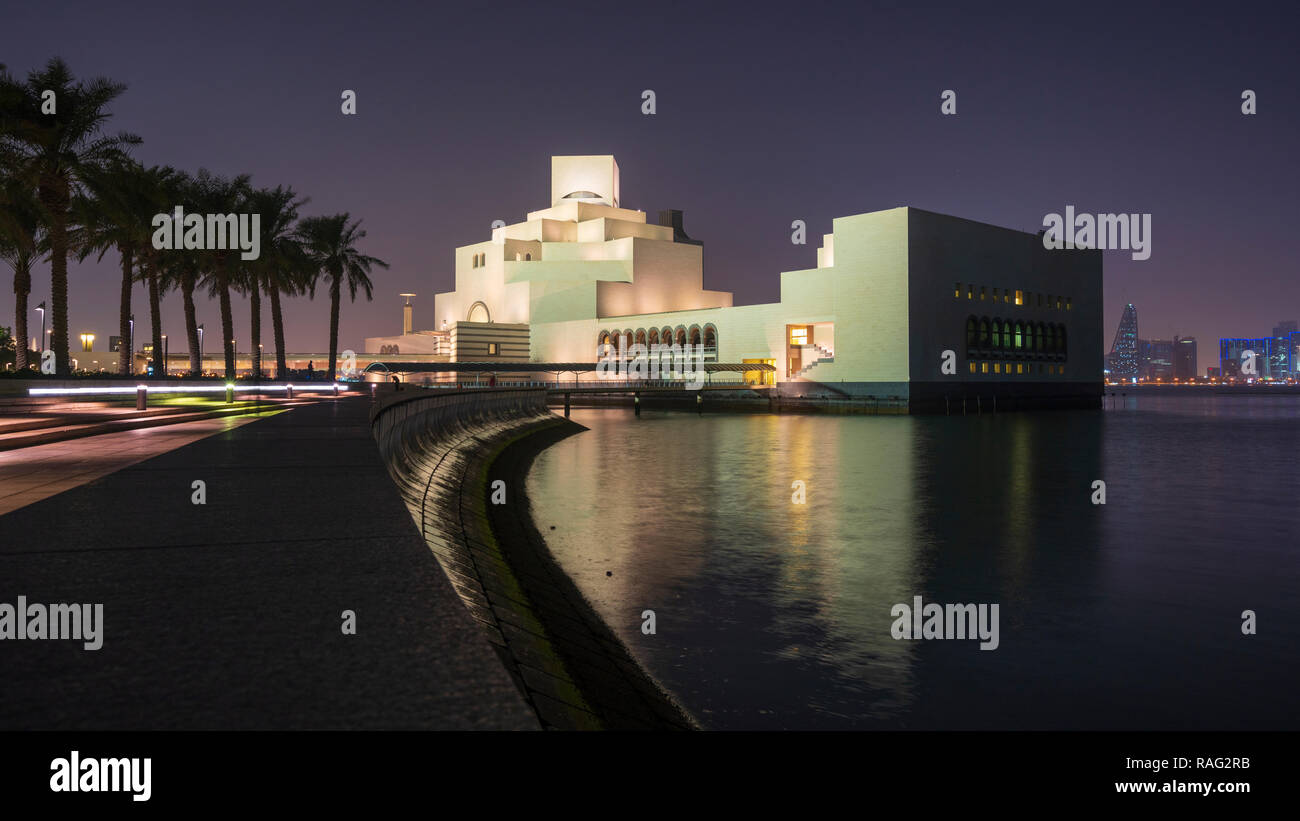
[371,389,694,730]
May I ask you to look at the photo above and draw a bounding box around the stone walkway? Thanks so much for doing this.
[0,397,536,730]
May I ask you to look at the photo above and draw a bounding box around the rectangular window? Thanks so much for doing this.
[1037,293,1043,307]
[488,342,498,355]
[1066,297,1072,311]
[1017,363,1024,374]
[1015,290,1024,306]
[967,284,973,299]
[968,361,976,373]
[981,362,988,374]
[955,282,961,298]
[980,286,987,301]
[1004,290,1010,303]
[790,328,808,346]
[1056,296,1063,309]
[993,362,1001,374]
[993,288,999,302]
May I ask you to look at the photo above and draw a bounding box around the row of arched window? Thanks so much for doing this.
[378,344,400,355]
[966,316,1067,359]
[471,252,486,268]
[597,323,718,353]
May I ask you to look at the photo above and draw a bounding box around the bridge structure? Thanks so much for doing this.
[360,361,775,416]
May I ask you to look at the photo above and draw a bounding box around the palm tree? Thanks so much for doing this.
[192,169,252,379]
[0,63,43,372]
[0,169,44,372]
[268,239,310,380]
[0,58,139,376]
[244,185,306,379]
[298,214,388,380]
[161,170,204,376]
[77,159,174,375]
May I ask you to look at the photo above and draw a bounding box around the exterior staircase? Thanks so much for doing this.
[796,343,834,378]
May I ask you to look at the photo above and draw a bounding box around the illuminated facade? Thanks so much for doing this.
[420,155,1104,409]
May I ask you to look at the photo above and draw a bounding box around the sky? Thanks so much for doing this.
[2,0,1297,372]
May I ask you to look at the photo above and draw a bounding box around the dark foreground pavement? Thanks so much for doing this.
[0,397,536,730]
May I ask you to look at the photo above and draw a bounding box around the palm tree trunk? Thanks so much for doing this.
[249,282,261,379]
[219,278,235,379]
[118,248,133,375]
[147,266,163,378]
[182,272,200,376]
[13,261,30,371]
[328,275,341,381]
[39,178,70,376]
[270,281,287,379]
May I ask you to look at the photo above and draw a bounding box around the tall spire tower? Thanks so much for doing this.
[1109,303,1139,377]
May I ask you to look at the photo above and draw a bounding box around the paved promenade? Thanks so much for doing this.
[0,396,536,730]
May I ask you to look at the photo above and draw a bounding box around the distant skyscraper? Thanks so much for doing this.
[1148,339,1175,380]
[1272,320,1297,338]
[1108,303,1139,378]
[1174,336,1197,379]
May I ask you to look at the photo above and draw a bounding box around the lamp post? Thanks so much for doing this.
[128,315,135,374]
[198,323,205,374]
[161,334,168,377]
[34,302,45,356]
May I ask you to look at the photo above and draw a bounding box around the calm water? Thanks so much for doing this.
[526,396,1300,730]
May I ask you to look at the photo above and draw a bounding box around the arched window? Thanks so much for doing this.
[598,330,611,348]
[648,328,659,346]
[525,253,532,261]
[675,327,687,346]
[623,330,634,349]
[979,318,990,348]
[992,319,1003,349]
[635,329,647,347]
[689,326,702,346]
[1014,321,1024,350]
[703,324,717,349]
[966,316,977,349]
[662,327,673,347]
[468,301,491,323]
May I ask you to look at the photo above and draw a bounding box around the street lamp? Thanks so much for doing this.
[198,323,205,373]
[34,302,45,356]
[129,315,135,373]
[79,332,94,352]
[161,334,168,377]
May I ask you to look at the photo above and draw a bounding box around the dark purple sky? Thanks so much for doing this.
[3,0,1297,372]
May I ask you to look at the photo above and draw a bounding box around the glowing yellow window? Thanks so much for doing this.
[980,287,986,301]
[967,284,973,299]
[1066,297,1072,310]
[993,363,1001,374]
[968,361,976,373]
[790,328,807,345]
[1056,296,1063,309]
[981,362,989,373]
[955,282,961,298]
[1017,363,1024,374]
[1015,290,1024,305]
